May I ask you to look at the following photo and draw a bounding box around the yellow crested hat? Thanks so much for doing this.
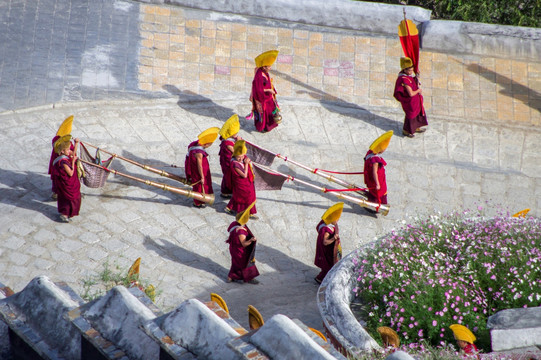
[321,202,344,225]
[233,140,247,157]
[198,127,220,145]
[236,202,256,226]
[369,130,393,154]
[450,324,476,344]
[400,57,413,70]
[56,115,74,137]
[219,114,240,139]
[377,326,400,348]
[255,50,279,68]
[54,135,72,155]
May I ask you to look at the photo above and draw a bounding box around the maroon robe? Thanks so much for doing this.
[52,155,81,217]
[363,150,387,205]
[49,135,74,194]
[251,67,279,133]
[226,221,259,282]
[393,73,428,134]
[185,140,214,206]
[219,137,235,195]
[314,220,340,282]
[227,158,257,214]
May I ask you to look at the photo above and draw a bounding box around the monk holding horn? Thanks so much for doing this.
[314,202,343,284]
[185,127,219,208]
[364,131,392,213]
[218,114,241,199]
[226,202,260,284]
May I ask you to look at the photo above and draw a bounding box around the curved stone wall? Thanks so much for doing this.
[316,248,380,356]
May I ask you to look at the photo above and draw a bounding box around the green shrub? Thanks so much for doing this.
[356,0,541,27]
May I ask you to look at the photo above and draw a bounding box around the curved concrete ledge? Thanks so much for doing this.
[316,247,380,356]
[138,0,431,35]
[422,20,541,62]
[138,0,541,62]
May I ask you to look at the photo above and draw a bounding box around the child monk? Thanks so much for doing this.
[226,202,260,284]
[363,130,392,212]
[52,135,81,222]
[49,115,74,199]
[314,202,343,284]
[218,114,241,198]
[185,127,219,208]
[449,324,480,359]
[225,140,257,219]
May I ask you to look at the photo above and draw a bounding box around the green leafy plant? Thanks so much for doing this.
[80,259,159,302]
[356,0,541,28]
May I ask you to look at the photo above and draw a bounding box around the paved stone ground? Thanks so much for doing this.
[0,0,540,333]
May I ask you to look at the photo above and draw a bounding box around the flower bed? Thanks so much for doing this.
[352,210,541,351]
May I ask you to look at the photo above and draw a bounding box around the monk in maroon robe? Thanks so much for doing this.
[219,136,236,197]
[185,140,214,207]
[393,57,428,137]
[363,149,387,206]
[226,141,257,218]
[52,138,81,222]
[49,135,75,197]
[226,202,259,284]
[251,66,279,133]
[314,219,340,284]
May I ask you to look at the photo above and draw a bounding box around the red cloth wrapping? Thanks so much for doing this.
[219,137,235,195]
[53,156,81,217]
[227,159,257,214]
[251,68,279,133]
[363,150,388,205]
[226,221,259,282]
[185,140,214,206]
[314,220,339,281]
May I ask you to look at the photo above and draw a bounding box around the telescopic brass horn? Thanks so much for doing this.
[81,141,191,186]
[253,163,389,215]
[79,159,214,205]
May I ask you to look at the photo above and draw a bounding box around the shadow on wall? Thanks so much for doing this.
[467,64,541,113]
[273,70,404,136]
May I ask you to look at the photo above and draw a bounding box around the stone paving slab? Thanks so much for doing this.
[0,97,539,332]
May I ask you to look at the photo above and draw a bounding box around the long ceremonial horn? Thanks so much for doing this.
[245,140,368,200]
[253,163,389,215]
[79,159,214,205]
[81,141,191,186]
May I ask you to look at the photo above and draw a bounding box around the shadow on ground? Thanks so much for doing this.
[0,169,59,221]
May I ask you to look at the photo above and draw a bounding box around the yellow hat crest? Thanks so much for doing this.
[255,50,279,68]
[236,201,256,226]
[369,130,393,154]
[321,202,344,225]
[233,140,247,157]
[54,135,72,155]
[56,115,74,137]
[219,114,240,139]
[198,127,220,145]
[450,324,476,344]
[400,57,413,70]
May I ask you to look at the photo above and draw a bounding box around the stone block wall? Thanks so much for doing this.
[135,2,541,127]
